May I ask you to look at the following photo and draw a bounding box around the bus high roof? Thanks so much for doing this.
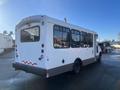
[16,15,97,34]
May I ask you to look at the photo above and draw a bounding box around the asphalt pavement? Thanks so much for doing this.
[0,49,120,90]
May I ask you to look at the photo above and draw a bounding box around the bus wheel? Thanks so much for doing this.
[73,60,81,74]
[97,53,102,62]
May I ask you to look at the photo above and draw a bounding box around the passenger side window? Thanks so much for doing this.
[62,28,70,48]
[87,33,93,47]
[71,29,81,48]
[81,32,93,47]
[53,26,63,48]
[53,25,70,48]
[81,32,87,47]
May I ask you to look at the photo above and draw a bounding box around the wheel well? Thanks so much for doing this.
[75,58,83,66]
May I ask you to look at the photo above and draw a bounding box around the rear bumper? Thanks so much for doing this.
[13,62,47,77]
[13,62,73,78]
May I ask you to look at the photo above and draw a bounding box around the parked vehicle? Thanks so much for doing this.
[98,42,112,53]
[13,15,102,78]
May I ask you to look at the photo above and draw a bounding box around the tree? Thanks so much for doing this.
[3,30,8,35]
[8,31,13,36]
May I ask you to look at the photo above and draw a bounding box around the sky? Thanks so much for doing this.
[0,0,120,41]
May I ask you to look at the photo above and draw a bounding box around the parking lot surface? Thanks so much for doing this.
[0,49,120,90]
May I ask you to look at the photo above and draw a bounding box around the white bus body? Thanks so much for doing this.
[13,15,101,78]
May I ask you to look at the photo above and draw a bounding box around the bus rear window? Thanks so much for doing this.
[21,26,40,42]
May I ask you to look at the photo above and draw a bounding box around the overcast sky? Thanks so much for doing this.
[0,0,120,41]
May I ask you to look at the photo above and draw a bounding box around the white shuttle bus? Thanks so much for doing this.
[13,15,102,78]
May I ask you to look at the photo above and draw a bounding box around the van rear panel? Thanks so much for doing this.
[14,22,46,74]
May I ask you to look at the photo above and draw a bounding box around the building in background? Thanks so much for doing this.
[0,33,13,54]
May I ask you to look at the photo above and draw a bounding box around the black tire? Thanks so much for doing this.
[97,53,102,62]
[73,60,81,74]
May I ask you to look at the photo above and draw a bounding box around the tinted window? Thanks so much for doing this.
[87,33,93,47]
[53,25,70,48]
[71,29,81,48]
[21,26,40,42]
[81,32,93,47]
[81,32,88,47]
